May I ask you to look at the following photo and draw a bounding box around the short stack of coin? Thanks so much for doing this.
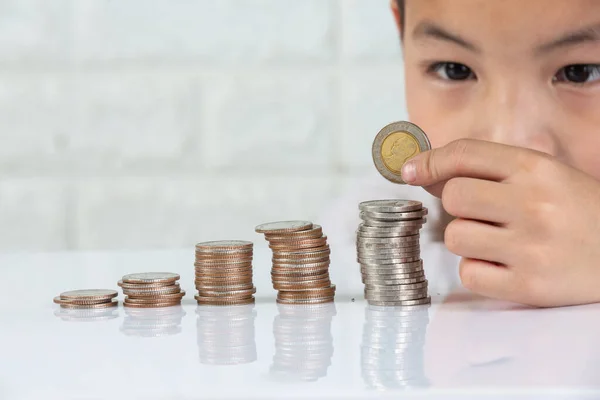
[356,200,430,306]
[53,289,118,309]
[118,272,185,308]
[361,304,431,389]
[194,240,256,306]
[255,221,335,304]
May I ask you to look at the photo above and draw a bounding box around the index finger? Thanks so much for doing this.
[401,139,522,187]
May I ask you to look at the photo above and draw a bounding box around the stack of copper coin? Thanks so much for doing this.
[194,240,256,306]
[53,289,118,309]
[118,272,185,308]
[255,221,335,304]
[356,200,430,306]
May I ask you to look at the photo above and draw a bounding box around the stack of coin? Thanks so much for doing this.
[255,221,335,304]
[270,303,336,382]
[357,200,430,306]
[118,272,185,308]
[53,289,118,309]
[121,306,186,337]
[196,304,257,365]
[194,240,256,306]
[361,304,431,390]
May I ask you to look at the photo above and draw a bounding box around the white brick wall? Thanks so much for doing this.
[0,0,407,252]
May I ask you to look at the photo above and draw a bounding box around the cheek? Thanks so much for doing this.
[404,66,471,149]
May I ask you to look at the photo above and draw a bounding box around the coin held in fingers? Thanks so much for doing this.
[372,121,431,184]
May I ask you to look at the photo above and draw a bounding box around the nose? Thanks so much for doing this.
[470,79,558,156]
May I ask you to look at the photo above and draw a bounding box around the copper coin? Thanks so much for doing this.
[269,240,328,251]
[125,290,186,303]
[271,272,329,283]
[273,279,331,290]
[195,253,253,260]
[196,297,256,306]
[59,300,119,309]
[271,269,329,277]
[196,283,254,291]
[277,284,336,294]
[123,301,182,308]
[53,296,114,306]
[277,288,336,298]
[195,240,253,250]
[272,245,330,255]
[276,297,334,305]
[264,225,323,240]
[195,267,252,276]
[197,287,256,297]
[59,289,118,302]
[195,273,253,281]
[122,285,182,297]
[268,235,327,245]
[121,272,180,284]
[255,221,313,234]
[117,280,175,289]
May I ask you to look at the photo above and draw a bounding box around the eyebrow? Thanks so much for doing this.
[536,23,600,54]
[412,21,481,53]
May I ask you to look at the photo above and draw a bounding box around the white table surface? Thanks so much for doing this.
[1,242,599,400]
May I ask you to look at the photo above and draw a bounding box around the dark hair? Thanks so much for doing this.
[396,0,405,28]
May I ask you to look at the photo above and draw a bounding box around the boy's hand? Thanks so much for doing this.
[402,139,600,307]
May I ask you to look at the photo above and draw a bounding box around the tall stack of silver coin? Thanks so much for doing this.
[196,304,257,365]
[361,305,430,389]
[356,200,430,306]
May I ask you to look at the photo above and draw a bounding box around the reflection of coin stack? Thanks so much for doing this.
[361,305,431,390]
[270,303,336,382]
[255,221,335,304]
[356,200,430,306]
[54,307,119,322]
[194,241,256,305]
[120,306,186,337]
[196,304,257,365]
[119,272,185,308]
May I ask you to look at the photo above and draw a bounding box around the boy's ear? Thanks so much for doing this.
[390,0,403,39]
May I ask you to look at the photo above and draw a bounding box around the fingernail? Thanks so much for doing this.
[402,162,416,183]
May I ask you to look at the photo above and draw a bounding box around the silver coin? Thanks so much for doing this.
[356,256,421,265]
[359,263,424,272]
[365,281,429,291]
[360,218,426,227]
[255,220,313,233]
[361,268,424,277]
[357,243,420,252]
[360,259,422,268]
[363,276,426,285]
[371,121,431,184]
[367,297,431,306]
[195,247,253,254]
[359,200,423,213]
[121,272,180,284]
[357,248,420,257]
[360,209,428,221]
[59,289,118,301]
[365,290,429,301]
[362,271,425,280]
[357,229,420,238]
[356,235,420,243]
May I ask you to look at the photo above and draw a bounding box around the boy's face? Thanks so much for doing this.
[396,0,600,179]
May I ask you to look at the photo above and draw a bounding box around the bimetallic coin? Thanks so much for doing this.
[359,200,423,213]
[371,121,431,184]
[121,272,180,284]
[255,221,313,234]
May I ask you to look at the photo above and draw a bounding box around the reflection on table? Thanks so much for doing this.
[119,305,186,337]
[53,306,119,322]
[361,303,431,390]
[196,304,257,365]
[270,302,337,382]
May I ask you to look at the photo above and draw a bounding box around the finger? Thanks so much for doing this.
[442,178,515,224]
[445,218,512,265]
[458,258,521,302]
[401,139,523,187]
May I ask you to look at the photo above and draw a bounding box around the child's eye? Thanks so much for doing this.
[429,62,475,81]
[554,64,600,84]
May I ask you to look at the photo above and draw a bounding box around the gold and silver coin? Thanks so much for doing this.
[356,200,430,306]
[372,121,431,184]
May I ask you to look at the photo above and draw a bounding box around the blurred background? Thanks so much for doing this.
[0,0,409,252]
